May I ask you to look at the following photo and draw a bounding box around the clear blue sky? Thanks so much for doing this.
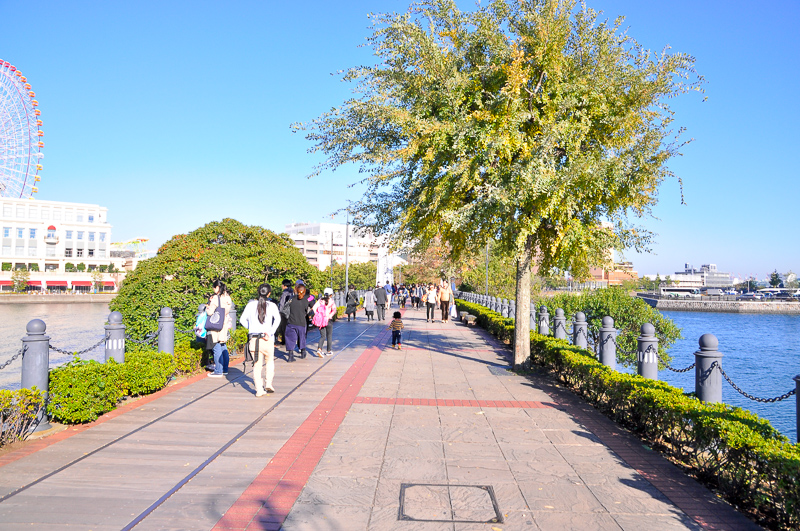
[1,0,797,280]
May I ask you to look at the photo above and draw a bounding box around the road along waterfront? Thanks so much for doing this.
[622,310,800,440]
[0,302,110,391]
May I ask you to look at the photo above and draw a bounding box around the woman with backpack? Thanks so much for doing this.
[206,280,233,377]
[312,288,338,356]
[344,284,359,321]
[283,280,313,362]
[240,283,280,396]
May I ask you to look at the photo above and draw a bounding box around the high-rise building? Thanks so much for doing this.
[283,222,399,272]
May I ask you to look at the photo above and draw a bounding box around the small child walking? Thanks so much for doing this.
[388,311,404,349]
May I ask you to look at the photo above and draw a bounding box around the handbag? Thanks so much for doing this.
[205,295,226,332]
[280,300,291,320]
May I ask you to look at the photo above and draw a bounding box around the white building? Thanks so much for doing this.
[283,222,404,273]
[0,198,135,292]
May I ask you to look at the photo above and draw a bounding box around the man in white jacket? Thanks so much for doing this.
[240,283,281,397]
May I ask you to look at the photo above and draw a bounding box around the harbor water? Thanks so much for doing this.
[1,303,110,391]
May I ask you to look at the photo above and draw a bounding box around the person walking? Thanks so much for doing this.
[425,283,438,322]
[344,284,359,321]
[284,280,313,362]
[206,280,233,377]
[312,288,338,356]
[374,283,389,321]
[363,287,377,321]
[438,280,453,323]
[240,283,280,396]
[276,279,293,345]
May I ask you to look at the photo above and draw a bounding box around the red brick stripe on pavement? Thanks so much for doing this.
[0,357,244,468]
[213,328,393,531]
[352,397,554,409]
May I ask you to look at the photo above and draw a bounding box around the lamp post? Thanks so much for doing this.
[345,211,350,291]
[485,241,489,295]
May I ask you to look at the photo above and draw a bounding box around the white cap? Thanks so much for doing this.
[324,287,334,295]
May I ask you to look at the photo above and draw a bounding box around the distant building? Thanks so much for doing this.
[589,261,639,287]
[1,198,135,292]
[283,222,401,272]
[671,263,733,288]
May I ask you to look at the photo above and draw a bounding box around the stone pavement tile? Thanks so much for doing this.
[552,443,621,464]
[492,428,549,445]
[389,426,442,443]
[385,440,445,460]
[280,502,372,530]
[542,428,602,446]
[440,427,496,444]
[368,505,455,531]
[612,513,703,531]
[518,479,605,513]
[295,475,379,506]
[326,441,386,458]
[393,405,441,418]
[588,484,678,515]
[313,454,384,478]
[532,511,621,530]
[381,457,448,482]
[373,477,406,507]
[332,424,391,442]
[445,459,516,483]
[454,510,540,530]
[442,441,505,460]
[496,441,559,462]
[490,482,529,512]
[508,460,579,482]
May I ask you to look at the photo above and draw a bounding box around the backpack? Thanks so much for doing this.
[312,303,329,328]
[194,309,208,340]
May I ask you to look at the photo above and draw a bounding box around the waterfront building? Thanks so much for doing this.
[0,198,135,292]
[283,222,404,272]
[671,263,733,288]
[589,261,639,287]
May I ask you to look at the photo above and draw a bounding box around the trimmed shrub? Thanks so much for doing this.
[48,357,128,424]
[123,350,176,396]
[0,388,45,447]
[173,339,205,375]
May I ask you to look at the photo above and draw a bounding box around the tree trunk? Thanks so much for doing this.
[513,236,534,370]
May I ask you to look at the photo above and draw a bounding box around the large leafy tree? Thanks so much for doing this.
[322,260,378,291]
[110,219,323,338]
[295,0,703,368]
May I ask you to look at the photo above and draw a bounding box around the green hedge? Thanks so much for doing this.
[123,350,176,396]
[455,299,800,530]
[48,357,128,424]
[0,388,45,447]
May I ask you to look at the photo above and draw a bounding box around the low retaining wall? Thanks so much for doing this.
[0,294,116,304]
[639,297,800,314]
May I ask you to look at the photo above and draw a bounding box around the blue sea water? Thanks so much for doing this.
[631,310,800,441]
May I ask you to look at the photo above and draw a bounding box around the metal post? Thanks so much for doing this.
[105,311,126,364]
[538,306,550,335]
[694,334,723,403]
[637,323,659,380]
[21,318,51,432]
[573,312,587,349]
[509,300,516,321]
[599,316,616,370]
[553,308,566,340]
[501,299,509,318]
[795,375,800,444]
[157,307,174,355]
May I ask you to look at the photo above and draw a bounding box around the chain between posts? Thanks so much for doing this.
[711,361,798,403]
[49,334,109,356]
[125,324,163,346]
[0,345,27,372]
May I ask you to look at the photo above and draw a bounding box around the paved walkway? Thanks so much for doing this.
[0,306,760,530]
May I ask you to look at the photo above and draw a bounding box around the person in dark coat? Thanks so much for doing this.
[345,284,358,321]
[276,279,293,345]
[374,283,389,321]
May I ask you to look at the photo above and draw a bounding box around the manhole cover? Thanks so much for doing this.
[487,364,511,376]
[398,483,503,524]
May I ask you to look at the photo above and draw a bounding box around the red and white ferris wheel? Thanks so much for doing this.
[0,59,43,198]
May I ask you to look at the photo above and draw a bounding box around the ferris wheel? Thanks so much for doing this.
[0,59,43,199]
